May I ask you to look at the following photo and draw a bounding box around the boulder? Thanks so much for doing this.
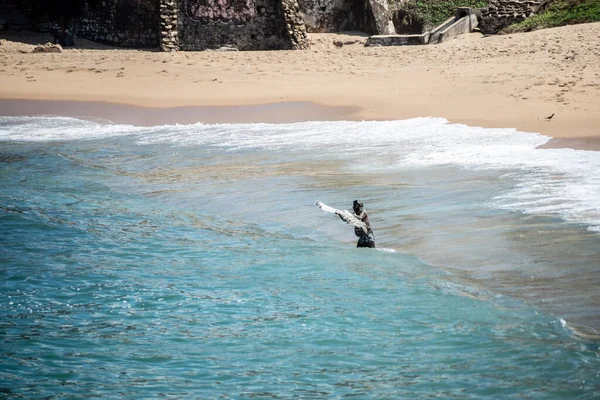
[32,43,63,53]
[368,0,396,34]
[210,44,239,51]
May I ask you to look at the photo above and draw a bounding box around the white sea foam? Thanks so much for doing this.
[1,115,599,232]
[376,248,397,253]
[0,116,147,141]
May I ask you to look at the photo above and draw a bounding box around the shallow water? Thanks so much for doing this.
[1,116,599,398]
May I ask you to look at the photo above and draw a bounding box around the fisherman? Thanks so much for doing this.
[349,200,375,248]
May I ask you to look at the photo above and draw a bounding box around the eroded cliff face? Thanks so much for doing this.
[297,0,354,32]
[296,0,393,34]
[178,0,308,50]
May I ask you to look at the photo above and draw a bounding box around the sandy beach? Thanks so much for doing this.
[1,23,599,148]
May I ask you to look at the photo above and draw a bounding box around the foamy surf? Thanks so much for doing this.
[2,114,599,398]
[560,318,600,342]
[2,115,597,233]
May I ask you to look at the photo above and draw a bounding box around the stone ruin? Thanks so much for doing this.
[176,0,310,50]
[3,0,550,50]
[172,0,396,50]
[3,0,395,51]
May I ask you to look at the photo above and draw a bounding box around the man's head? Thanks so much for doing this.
[353,200,363,214]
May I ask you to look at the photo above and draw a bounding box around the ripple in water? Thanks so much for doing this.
[1,116,599,398]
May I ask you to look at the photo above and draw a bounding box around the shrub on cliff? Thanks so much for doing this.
[391,1,426,33]
[501,0,600,32]
[418,0,488,27]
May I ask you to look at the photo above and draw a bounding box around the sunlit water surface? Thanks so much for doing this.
[1,116,599,398]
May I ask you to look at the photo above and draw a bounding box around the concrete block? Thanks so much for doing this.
[365,33,430,46]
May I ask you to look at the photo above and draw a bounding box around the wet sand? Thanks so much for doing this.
[0,99,358,126]
[540,136,600,151]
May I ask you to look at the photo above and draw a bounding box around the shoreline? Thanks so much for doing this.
[1,87,599,142]
[539,136,600,151]
[1,23,600,148]
[1,98,598,152]
[0,98,360,126]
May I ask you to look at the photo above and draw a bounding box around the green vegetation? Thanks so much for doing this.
[391,0,488,32]
[502,0,600,33]
[417,0,488,27]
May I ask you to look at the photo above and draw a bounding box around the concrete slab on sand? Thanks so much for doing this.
[365,32,430,46]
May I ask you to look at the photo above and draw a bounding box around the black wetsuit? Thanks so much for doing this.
[355,212,375,248]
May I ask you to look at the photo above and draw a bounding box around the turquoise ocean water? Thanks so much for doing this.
[1,116,599,398]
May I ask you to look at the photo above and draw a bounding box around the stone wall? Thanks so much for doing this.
[479,0,546,33]
[29,0,160,47]
[160,0,179,51]
[281,0,310,49]
[75,0,159,47]
[178,0,308,50]
[12,0,314,50]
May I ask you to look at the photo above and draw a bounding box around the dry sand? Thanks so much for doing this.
[1,24,599,148]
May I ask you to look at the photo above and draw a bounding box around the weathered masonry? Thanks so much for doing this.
[173,0,309,50]
[1,0,394,50]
